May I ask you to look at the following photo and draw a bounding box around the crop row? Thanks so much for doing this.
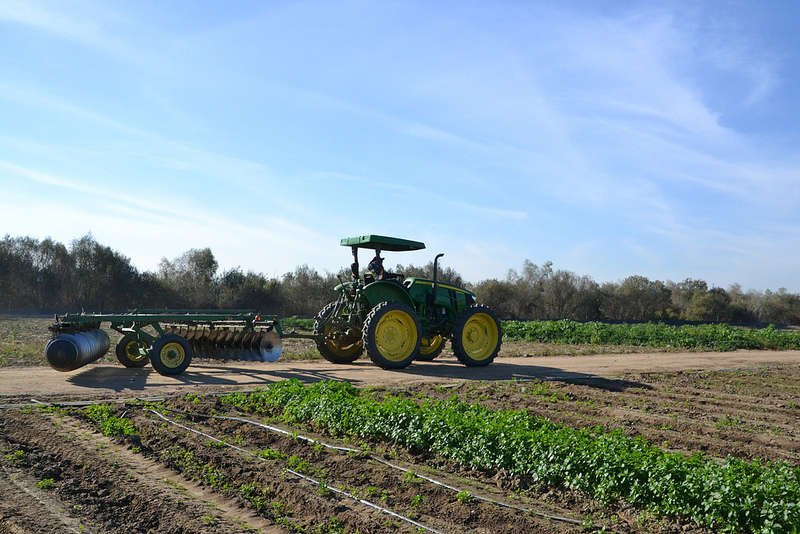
[280,316,800,351]
[502,319,800,350]
[222,380,800,534]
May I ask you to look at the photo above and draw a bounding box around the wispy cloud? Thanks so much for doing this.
[0,82,309,210]
[0,160,337,273]
[0,1,796,289]
[315,171,527,221]
[0,0,144,66]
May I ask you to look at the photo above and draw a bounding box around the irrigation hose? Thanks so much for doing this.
[0,396,169,410]
[147,409,444,534]
[160,407,604,530]
[19,397,617,531]
[0,464,95,534]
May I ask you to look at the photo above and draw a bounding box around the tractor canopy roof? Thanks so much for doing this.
[340,234,425,252]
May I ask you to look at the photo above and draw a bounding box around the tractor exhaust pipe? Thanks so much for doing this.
[45,329,110,371]
[431,253,445,310]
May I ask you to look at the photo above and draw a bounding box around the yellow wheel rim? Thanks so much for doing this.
[125,340,147,362]
[419,335,443,356]
[375,310,417,362]
[323,325,363,356]
[160,342,186,368]
[461,313,499,361]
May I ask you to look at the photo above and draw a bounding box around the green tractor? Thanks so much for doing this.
[313,234,502,369]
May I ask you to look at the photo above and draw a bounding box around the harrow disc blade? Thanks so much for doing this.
[258,330,282,362]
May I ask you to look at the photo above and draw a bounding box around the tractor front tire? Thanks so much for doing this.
[313,301,363,364]
[452,305,502,367]
[115,335,150,368]
[363,301,420,369]
[149,333,193,376]
[416,335,445,361]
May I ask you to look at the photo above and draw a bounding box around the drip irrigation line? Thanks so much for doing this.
[147,409,443,534]
[0,397,168,410]
[1,465,94,534]
[3,388,267,410]
[161,407,602,530]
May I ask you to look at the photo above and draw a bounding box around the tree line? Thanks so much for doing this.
[1,235,798,324]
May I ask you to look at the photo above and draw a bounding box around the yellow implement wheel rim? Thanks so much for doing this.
[160,342,186,368]
[419,335,443,356]
[375,310,417,362]
[125,340,147,362]
[323,325,362,356]
[461,313,499,361]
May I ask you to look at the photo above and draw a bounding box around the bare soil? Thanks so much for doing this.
[0,405,595,533]
[2,395,718,533]
[3,364,798,532]
[2,315,800,532]
[0,410,269,533]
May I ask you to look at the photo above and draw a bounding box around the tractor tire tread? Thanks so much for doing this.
[115,334,149,368]
[149,333,193,376]
[363,301,420,369]
[452,304,502,367]
[313,301,363,364]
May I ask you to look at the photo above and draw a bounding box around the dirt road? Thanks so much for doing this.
[2,349,799,401]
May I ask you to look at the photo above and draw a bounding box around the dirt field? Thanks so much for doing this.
[2,354,800,532]
[2,315,799,532]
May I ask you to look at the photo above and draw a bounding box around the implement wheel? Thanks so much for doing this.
[149,334,192,376]
[452,305,502,367]
[313,301,363,364]
[416,335,445,361]
[115,335,150,368]
[363,301,420,369]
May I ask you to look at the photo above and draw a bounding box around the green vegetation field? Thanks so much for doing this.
[223,379,800,533]
[503,319,800,351]
[279,317,800,352]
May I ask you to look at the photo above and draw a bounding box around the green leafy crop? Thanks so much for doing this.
[83,404,139,437]
[222,380,800,533]
[35,478,56,490]
[501,320,800,351]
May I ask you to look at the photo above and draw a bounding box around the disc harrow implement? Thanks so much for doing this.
[46,310,310,376]
[164,324,282,362]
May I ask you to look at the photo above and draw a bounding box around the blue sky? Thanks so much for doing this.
[1,1,798,290]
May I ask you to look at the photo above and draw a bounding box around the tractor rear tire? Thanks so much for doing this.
[416,335,445,361]
[363,301,420,369]
[115,335,150,368]
[149,334,193,376]
[452,305,502,367]
[313,301,363,364]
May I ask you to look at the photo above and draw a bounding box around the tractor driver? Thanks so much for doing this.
[367,250,399,281]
